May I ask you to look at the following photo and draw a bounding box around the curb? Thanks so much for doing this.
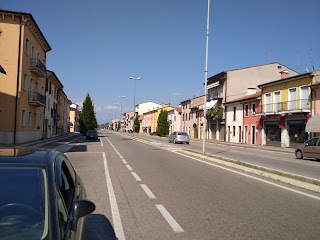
[178,149,320,193]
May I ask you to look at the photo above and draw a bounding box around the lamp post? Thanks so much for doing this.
[113,103,119,130]
[119,96,125,131]
[202,0,211,154]
[130,77,142,133]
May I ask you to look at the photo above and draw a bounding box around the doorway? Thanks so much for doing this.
[251,125,256,144]
[238,126,242,143]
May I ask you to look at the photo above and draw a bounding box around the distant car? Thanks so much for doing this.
[86,129,98,139]
[295,137,320,160]
[0,147,95,240]
[128,129,133,133]
[168,131,189,144]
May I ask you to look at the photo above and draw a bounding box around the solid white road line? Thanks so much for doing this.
[100,138,103,146]
[175,152,320,201]
[122,159,128,164]
[102,152,126,240]
[131,172,142,181]
[156,204,184,233]
[126,165,133,171]
[140,184,156,199]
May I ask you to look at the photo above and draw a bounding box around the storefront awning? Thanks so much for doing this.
[198,100,218,110]
[305,115,320,132]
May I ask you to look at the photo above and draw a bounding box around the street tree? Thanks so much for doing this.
[134,115,140,133]
[156,109,169,137]
[79,93,98,134]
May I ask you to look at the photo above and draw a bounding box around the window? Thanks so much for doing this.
[300,86,309,109]
[274,91,280,112]
[252,103,256,115]
[232,126,235,137]
[289,88,297,110]
[25,38,29,54]
[233,107,236,121]
[28,112,31,126]
[189,113,190,120]
[23,74,28,90]
[22,110,25,126]
[31,45,35,58]
[265,93,271,112]
[244,104,249,117]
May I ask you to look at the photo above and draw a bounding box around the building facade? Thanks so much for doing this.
[206,63,299,141]
[258,72,313,147]
[44,70,63,138]
[0,10,51,144]
[69,103,80,133]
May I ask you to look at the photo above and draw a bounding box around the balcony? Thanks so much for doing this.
[257,99,310,115]
[30,58,46,77]
[28,92,46,107]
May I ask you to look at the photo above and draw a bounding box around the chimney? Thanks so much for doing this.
[280,70,289,79]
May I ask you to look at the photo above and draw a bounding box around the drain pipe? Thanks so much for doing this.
[14,15,23,145]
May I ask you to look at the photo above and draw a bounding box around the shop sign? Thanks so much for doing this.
[264,121,279,125]
[287,120,306,125]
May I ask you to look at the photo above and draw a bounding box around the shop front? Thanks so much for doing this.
[264,120,281,146]
[287,119,308,147]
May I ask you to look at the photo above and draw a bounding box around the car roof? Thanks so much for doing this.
[0,147,60,165]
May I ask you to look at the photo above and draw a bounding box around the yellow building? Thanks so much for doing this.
[0,10,51,144]
[258,71,314,147]
[69,104,80,133]
[151,103,174,133]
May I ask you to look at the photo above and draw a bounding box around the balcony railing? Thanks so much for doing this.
[28,92,46,107]
[257,99,310,114]
[30,58,46,77]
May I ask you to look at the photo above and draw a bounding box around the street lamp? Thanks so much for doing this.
[130,77,142,133]
[202,0,211,154]
[119,96,125,131]
[113,103,119,130]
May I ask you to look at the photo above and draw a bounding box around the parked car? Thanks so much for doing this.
[168,131,189,144]
[128,129,133,133]
[0,147,95,240]
[295,137,320,160]
[86,129,99,139]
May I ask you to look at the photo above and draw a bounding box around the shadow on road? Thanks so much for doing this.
[68,145,88,152]
[86,214,117,240]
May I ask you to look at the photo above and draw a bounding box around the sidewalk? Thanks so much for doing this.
[137,132,294,154]
[194,138,294,154]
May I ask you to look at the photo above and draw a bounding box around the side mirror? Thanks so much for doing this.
[305,143,309,146]
[71,199,95,231]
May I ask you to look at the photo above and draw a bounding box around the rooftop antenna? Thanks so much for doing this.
[309,49,315,71]
[296,49,301,73]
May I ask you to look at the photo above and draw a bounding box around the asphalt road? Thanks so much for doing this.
[47,131,320,240]
[127,132,320,181]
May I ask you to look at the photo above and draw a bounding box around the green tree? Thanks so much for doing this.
[134,115,140,133]
[156,110,169,137]
[79,93,98,134]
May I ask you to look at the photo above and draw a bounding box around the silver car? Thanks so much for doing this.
[168,131,189,144]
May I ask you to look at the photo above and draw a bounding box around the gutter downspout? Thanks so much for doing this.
[14,15,23,145]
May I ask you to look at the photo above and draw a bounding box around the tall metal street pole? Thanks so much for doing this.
[113,103,119,130]
[202,0,211,154]
[130,77,141,133]
[119,96,125,131]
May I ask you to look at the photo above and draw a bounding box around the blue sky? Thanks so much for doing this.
[2,0,320,124]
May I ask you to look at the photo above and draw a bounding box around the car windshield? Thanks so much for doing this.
[0,167,48,239]
[177,132,188,136]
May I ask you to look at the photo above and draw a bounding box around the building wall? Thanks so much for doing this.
[0,13,48,144]
[137,102,161,115]
[227,63,298,102]
[261,76,312,103]
[225,102,243,143]
[243,99,261,145]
